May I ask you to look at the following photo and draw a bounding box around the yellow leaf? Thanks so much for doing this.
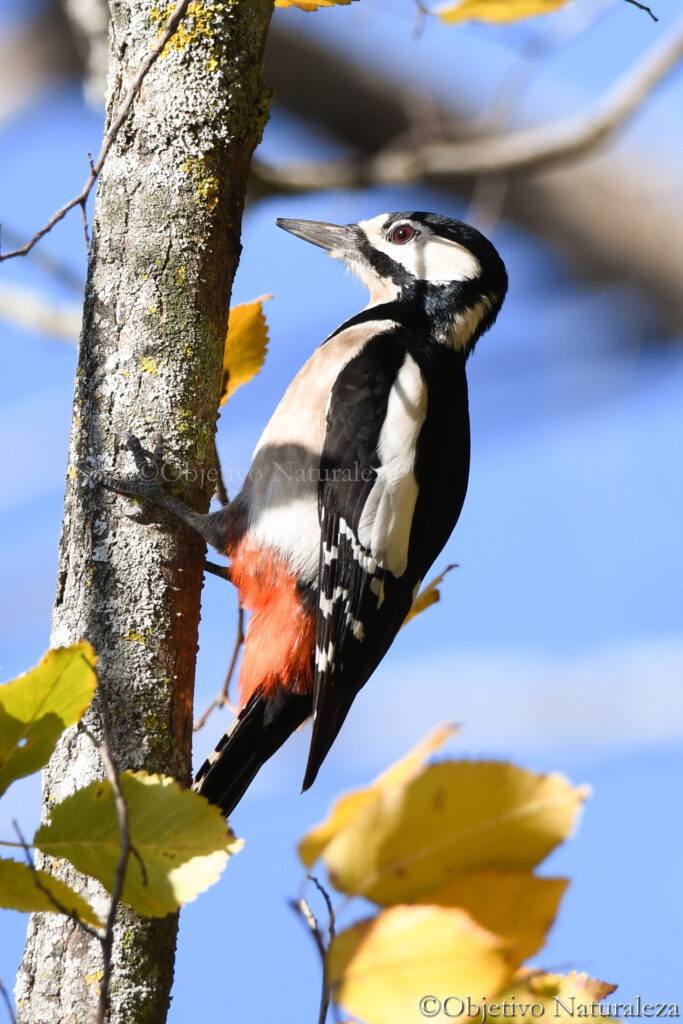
[275,0,356,9]
[0,857,102,927]
[328,905,513,1024]
[299,725,456,869]
[220,295,272,404]
[403,564,457,626]
[0,643,97,797]
[424,869,568,962]
[318,758,589,905]
[504,968,617,1016]
[438,0,569,24]
[35,771,242,917]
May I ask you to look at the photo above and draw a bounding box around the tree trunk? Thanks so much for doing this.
[15,2,273,1021]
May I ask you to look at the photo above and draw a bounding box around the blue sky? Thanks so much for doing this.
[1,0,682,1018]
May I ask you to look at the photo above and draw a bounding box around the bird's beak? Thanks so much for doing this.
[275,218,358,256]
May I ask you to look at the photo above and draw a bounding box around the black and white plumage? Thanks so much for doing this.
[94,212,507,816]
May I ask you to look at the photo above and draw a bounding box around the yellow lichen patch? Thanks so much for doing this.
[149,305,158,314]
[151,2,224,59]
[182,156,220,211]
[176,266,187,287]
[86,970,104,987]
[122,367,130,379]
[125,630,147,645]
[175,409,193,435]
[140,356,159,375]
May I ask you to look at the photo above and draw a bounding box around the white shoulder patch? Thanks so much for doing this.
[357,353,427,576]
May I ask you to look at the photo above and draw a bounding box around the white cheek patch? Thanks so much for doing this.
[374,234,480,284]
[359,215,481,286]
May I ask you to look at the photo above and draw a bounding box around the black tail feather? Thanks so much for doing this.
[193,689,313,817]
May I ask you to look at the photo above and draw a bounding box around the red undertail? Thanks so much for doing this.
[228,537,316,706]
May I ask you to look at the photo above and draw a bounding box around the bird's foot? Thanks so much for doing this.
[80,432,169,511]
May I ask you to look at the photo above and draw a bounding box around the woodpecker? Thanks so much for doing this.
[90,212,507,817]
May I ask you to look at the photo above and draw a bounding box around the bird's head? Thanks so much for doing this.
[276,211,508,356]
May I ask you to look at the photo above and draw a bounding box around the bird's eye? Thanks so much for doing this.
[389,224,415,244]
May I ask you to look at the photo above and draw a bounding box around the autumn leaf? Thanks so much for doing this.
[328,905,514,1024]
[275,0,357,9]
[424,869,568,962]
[438,0,570,24]
[309,757,588,905]
[299,724,456,868]
[220,295,272,404]
[0,857,102,927]
[403,564,457,626]
[35,771,242,917]
[0,643,97,797]
[503,968,617,1017]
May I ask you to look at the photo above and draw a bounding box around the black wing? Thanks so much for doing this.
[302,333,470,790]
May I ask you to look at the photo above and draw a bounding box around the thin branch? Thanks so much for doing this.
[213,438,230,507]
[0,978,16,1024]
[290,897,330,1024]
[0,0,192,263]
[623,0,658,20]
[11,820,103,943]
[252,17,683,190]
[193,602,244,730]
[308,875,336,945]
[0,283,82,340]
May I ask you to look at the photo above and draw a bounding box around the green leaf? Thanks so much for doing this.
[0,857,102,927]
[0,643,97,796]
[35,771,243,917]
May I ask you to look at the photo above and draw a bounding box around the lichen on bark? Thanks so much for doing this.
[15,1,273,1021]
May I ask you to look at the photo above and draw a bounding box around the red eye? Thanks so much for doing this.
[390,224,415,244]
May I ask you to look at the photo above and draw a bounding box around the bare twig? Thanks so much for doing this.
[193,602,244,730]
[253,17,683,189]
[11,821,103,943]
[0,978,16,1024]
[213,438,230,507]
[291,897,330,1024]
[623,0,658,20]
[468,0,615,229]
[0,0,192,263]
[308,875,336,945]
[291,876,337,1024]
[0,283,82,340]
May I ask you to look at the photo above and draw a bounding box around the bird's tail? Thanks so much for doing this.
[192,688,313,817]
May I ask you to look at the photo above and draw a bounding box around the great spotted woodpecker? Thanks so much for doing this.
[90,212,507,816]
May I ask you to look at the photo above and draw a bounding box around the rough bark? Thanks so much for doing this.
[15,2,273,1022]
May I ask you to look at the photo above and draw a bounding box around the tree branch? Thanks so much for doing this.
[0,0,192,263]
[255,16,683,190]
[0,979,15,1024]
[194,602,244,730]
[623,0,658,21]
[0,283,82,340]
